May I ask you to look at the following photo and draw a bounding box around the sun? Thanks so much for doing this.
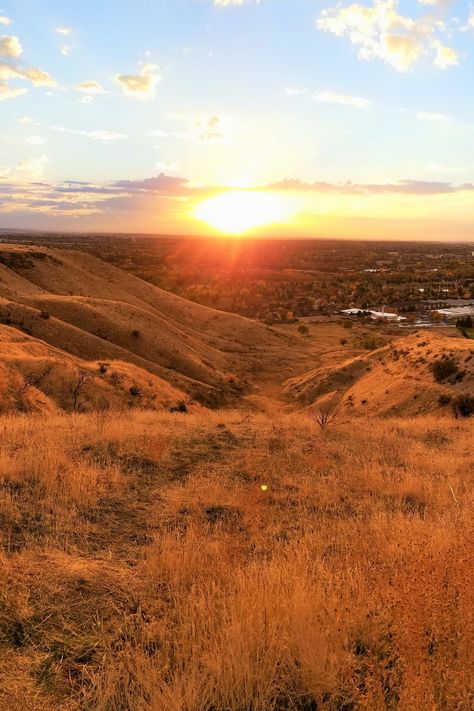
[194,190,291,235]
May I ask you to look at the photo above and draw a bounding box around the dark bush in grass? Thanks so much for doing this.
[451,394,474,418]
[438,393,451,407]
[169,400,188,413]
[431,358,458,383]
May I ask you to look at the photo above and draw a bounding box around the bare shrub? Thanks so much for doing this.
[308,405,340,429]
[68,369,92,412]
[17,363,54,397]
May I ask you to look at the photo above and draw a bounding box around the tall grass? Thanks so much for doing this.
[0,410,473,709]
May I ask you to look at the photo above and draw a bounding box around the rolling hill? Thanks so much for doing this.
[284,330,474,416]
[0,244,306,411]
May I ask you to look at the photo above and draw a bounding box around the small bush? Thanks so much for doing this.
[39,310,50,320]
[129,386,141,397]
[131,330,140,338]
[431,358,458,383]
[438,393,451,407]
[297,324,309,335]
[308,406,339,429]
[169,400,188,414]
[451,394,474,418]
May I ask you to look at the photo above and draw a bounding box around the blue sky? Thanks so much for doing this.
[1,0,474,237]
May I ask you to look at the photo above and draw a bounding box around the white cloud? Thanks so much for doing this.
[74,80,105,94]
[0,16,12,26]
[0,34,55,99]
[317,0,459,71]
[0,81,27,100]
[193,114,224,141]
[285,87,309,96]
[60,43,71,56]
[214,0,257,5]
[463,11,474,31]
[0,62,56,86]
[0,34,22,57]
[149,129,169,138]
[26,135,46,145]
[0,154,50,180]
[18,155,50,179]
[432,40,458,68]
[115,63,161,99]
[155,161,180,173]
[53,126,128,143]
[56,26,72,35]
[416,111,450,121]
[418,0,451,5]
[315,90,371,108]
[18,115,37,124]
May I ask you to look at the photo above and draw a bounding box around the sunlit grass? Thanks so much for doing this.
[0,409,473,709]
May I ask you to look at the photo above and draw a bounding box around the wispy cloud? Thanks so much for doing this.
[25,136,46,145]
[214,0,258,5]
[285,87,309,97]
[0,82,27,100]
[268,178,473,195]
[416,111,450,122]
[74,80,105,94]
[53,126,128,143]
[55,26,72,36]
[18,115,38,125]
[0,154,50,180]
[315,90,371,108]
[0,16,12,26]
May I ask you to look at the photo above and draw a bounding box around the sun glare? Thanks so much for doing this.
[194,190,291,235]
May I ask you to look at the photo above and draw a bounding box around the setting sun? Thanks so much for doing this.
[194,191,291,235]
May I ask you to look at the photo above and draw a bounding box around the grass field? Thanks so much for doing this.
[1,408,473,710]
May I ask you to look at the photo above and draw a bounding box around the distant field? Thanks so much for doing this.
[0,409,473,710]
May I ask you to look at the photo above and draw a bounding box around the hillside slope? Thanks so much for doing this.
[284,331,474,416]
[0,325,183,414]
[0,245,305,407]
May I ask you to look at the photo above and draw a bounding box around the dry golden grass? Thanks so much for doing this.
[0,408,473,710]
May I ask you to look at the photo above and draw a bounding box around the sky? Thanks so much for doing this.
[1,0,474,239]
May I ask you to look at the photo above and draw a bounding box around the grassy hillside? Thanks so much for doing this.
[0,245,308,407]
[0,325,184,414]
[0,408,473,710]
[285,331,474,416]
